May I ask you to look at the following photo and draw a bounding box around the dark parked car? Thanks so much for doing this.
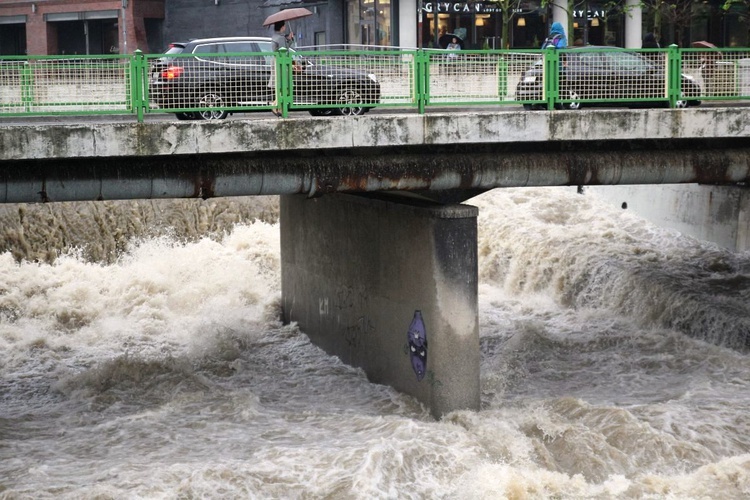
[515,46,701,110]
[149,36,381,120]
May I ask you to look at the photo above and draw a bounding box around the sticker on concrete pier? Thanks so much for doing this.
[407,310,428,381]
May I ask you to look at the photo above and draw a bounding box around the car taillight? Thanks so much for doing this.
[161,66,184,79]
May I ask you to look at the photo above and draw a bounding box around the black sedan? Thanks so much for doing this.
[515,46,701,110]
[149,36,381,120]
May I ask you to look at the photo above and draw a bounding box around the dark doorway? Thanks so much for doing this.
[55,19,119,55]
[0,23,26,55]
[144,18,164,54]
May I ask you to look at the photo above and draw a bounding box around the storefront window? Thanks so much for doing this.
[344,0,750,51]
[570,6,609,46]
[421,2,503,49]
[347,0,392,46]
[379,0,392,45]
[511,5,550,49]
[725,19,749,47]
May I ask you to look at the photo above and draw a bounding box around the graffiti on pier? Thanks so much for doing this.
[425,370,443,391]
[328,285,373,349]
[343,315,375,348]
[334,286,367,313]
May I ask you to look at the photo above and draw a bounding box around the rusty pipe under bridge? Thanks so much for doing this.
[1,139,749,204]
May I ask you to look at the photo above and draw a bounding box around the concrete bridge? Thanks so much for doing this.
[2,107,750,417]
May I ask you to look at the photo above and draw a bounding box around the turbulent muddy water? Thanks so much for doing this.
[1,189,750,499]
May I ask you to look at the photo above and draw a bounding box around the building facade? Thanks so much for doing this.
[0,0,166,55]
[0,0,747,55]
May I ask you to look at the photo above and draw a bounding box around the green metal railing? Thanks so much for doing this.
[2,46,750,122]
[0,54,136,116]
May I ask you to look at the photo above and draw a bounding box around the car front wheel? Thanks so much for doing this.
[197,90,229,120]
[334,88,367,116]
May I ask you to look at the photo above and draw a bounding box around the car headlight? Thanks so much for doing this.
[523,75,537,83]
[368,73,378,83]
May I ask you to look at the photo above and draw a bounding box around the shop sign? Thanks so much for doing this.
[572,9,606,19]
[422,2,502,14]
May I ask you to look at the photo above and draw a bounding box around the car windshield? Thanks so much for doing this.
[604,51,653,72]
[572,51,603,67]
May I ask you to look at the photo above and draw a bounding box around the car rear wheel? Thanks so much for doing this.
[334,88,367,116]
[197,90,229,120]
[673,79,700,108]
[175,112,199,120]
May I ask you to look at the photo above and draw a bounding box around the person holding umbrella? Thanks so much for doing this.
[272,20,293,51]
[268,21,295,116]
[263,8,313,116]
[692,40,722,96]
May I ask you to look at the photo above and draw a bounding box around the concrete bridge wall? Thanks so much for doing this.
[586,184,750,252]
[3,108,750,162]
[280,194,480,417]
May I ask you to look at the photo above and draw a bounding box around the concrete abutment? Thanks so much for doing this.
[280,194,480,418]
[585,184,750,252]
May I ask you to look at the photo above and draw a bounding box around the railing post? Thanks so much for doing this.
[131,50,146,123]
[544,47,559,110]
[496,55,508,99]
[415,50,428,114]
[21,61,34,112]
[668,44,681,108]
[277,49,293,117]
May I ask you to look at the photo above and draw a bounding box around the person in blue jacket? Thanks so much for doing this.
[542,22,568,49]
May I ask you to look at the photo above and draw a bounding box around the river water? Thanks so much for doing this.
[1,188,749,499]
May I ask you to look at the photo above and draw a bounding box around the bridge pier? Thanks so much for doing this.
[280,194,480,418]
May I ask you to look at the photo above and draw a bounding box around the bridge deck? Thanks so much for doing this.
[1,107,749,203]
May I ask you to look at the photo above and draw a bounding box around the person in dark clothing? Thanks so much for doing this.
[642,33,660,49]
[641,32,663,66]
[438,26,451,49]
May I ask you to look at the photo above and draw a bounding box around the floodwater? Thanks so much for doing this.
[1,189,749,499]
